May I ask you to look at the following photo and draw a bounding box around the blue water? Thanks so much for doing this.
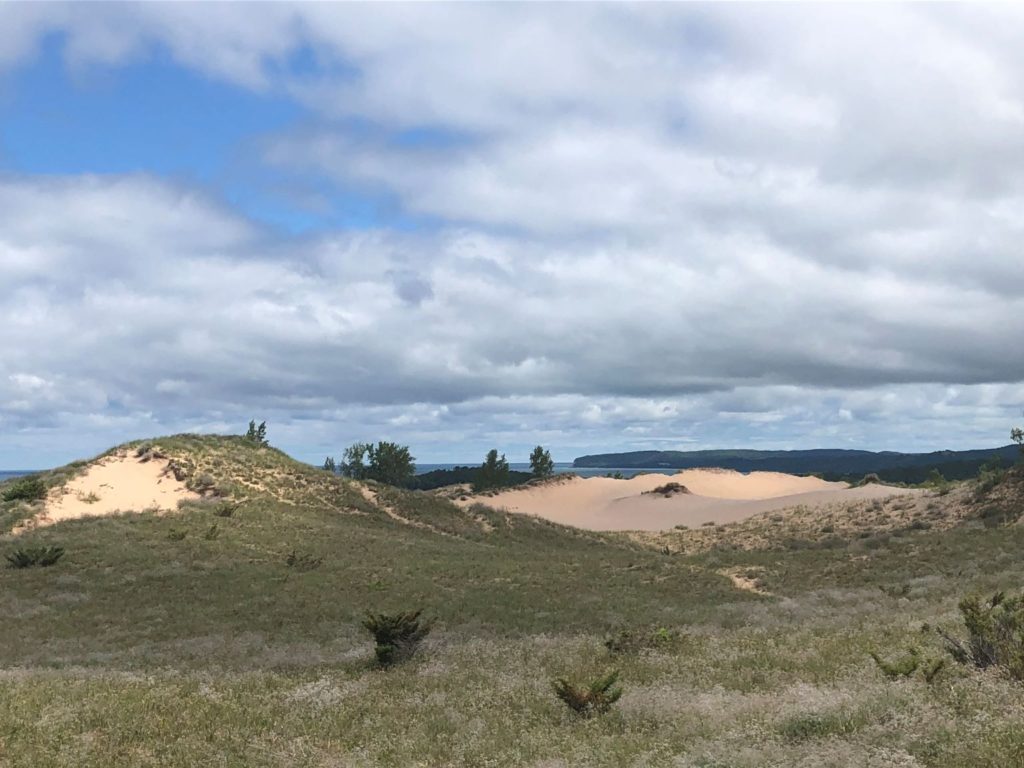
[415,463,671,479]
[0,470,36,482]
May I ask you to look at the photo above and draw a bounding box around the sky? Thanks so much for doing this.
[1,3,1023,468]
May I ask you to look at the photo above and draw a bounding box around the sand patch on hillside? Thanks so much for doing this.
[15,453,199,533]
[456,470,921,532]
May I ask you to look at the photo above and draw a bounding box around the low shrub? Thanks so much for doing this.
[604,625,679,654]
[1,476,46,503]
[553,671,622,717]
[778,710,859,743]
[203,524,221,540]
[212,501,238,518]
[167,529,187,541]
[642,482,689,498]
[362,609,433,667]
[869,648,920,679]
[939,591,1024,680]
[6,546,65,569]
[285,551,323,571]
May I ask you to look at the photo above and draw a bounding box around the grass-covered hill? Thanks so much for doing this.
[1,434,1024,767]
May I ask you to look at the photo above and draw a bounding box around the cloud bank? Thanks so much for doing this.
[1,4,1023,466]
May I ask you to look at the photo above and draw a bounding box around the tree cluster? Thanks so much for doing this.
[341,441,416,487]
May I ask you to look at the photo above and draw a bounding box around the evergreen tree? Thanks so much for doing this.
[529,445,554,479]
[474,449,510,492]
[323,456,337,473]
[244,420,268,447]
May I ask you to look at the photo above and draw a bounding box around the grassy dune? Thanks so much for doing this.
[1,435,1023,766]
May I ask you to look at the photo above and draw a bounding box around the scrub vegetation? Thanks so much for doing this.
[0,433,1023,766]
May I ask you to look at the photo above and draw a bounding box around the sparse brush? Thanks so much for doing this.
[167,529,187,541]
[604,625,679,654]
[203,524,220,540]
[880,583,911,599]
[285,551,322,571]
[922,658,946,683]
[553,670,623,717]
[939,591,1024,680]
[361,609,433,667]
[1,476,46,503]
[6,546,65,569]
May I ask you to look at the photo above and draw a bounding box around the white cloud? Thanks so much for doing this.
[1,5,1023,465]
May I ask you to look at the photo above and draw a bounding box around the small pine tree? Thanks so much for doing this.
[939,591,1024,680]
[6,546,64,569]
[244,420,269,447]
[553,671,623,717]
[323,456,337,473]
[529,445,555,480]
[362,610,433,667]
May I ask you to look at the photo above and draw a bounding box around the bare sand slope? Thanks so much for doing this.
[15,453,198,533]
[458,470,922,532]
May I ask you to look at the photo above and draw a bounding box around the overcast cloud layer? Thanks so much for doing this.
[2,3,1023,467]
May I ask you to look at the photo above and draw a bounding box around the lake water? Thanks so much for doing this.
[0,470,36,482]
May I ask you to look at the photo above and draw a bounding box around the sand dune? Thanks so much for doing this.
[457,469,921,532]
[14,453,198,533]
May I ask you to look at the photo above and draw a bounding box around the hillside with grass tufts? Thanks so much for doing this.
[2,434,1024,767]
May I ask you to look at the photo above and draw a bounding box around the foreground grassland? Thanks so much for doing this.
[1,435,1023,767]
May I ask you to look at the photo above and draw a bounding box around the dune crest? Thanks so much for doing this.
[14,452,199,533]
[457,469,921,532]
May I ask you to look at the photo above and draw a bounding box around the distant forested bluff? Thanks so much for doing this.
[572,445,1022,484]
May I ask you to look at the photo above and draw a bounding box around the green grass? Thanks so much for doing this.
[1,435,1023,766]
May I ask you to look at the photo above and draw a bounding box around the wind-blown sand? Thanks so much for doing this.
[15,453,198,533]
[457,469,922,531]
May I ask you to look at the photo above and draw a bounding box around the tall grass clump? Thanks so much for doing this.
[362,610,433,667]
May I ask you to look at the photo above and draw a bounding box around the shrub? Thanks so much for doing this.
[1,476,46,503]
[553,671,623,717]
[939,591,1024,680]
[6,546,65,569]
[167,529,187,541]
[604,625,679,654]
[642,482,690,498]
[778,710,859,742]
[212,501,237,518]
[362,610,433,667]
[203,524,221,540]
[869,648,920,679]
[286,551,323,571]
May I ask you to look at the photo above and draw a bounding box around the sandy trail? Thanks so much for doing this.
[456,470,921,532]
[14,453,198,533]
